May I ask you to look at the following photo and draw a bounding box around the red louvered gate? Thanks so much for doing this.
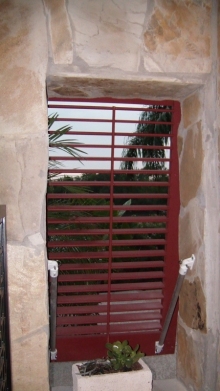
[47,99,180,361]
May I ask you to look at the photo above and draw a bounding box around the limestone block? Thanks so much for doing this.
[179,121,203,207]
[28,232,45,246]
[177,135,183,157]
[179,277,207,333]
[47,74,202,100]
[7,243,49,391]
[143,0,211,73]
[179,199,204,262]
[7,244,48,340]
[177,323,203,390]
[0,135,48,242]
[44,0,73,64]
[68,0,148,72]
[217,340,220,391]
[183,92,202,129]
[0,0,48,134]
[11,331,49,391]
[0,2,49,390]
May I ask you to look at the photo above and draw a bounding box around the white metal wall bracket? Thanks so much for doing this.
[50,349,57,361]
[179,254,195,275]
[48,260,58,278]
[155,341,164,354]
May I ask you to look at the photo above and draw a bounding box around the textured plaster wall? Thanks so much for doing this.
[0,1,49,390]
[0,1,219,391]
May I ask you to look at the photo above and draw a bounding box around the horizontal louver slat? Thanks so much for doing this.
[56,321,162,336]
[59,261,164,270]
[51,117,173,125]
[48,216,167,224]
[48,181,169,187]
[58,271,164,282]
[57,301,163,315]
[48,228,167,235]
[48,104,173,112]
[48,239,166,247]
[57,290,164,304]
[47,193,168,199]
[49,156,170,162]
[47,205,168,212]
[48,131,172,138]
[57,312,162,326]
[49,250,165,259]
[57,282,164,293]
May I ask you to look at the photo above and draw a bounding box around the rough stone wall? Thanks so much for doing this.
[0,1,219,391]
[0,1,49,390]
[216,2,220,390]
[46,0,211,100]
[177,91,207,390]
[45,2,220,391]
[46,0,212,75]
[176,3,220,388]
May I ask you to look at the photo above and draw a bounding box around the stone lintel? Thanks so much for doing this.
[47,73,206,101]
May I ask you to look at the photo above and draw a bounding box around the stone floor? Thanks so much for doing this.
[51,388,72,391]
[153,379,188,391]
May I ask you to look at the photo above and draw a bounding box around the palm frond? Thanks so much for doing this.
[48,113,87,176]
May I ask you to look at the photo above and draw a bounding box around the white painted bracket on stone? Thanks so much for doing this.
[179,254,195,275]
[155,341,164,354]
[48,260,59,278]
[50,349,57,361]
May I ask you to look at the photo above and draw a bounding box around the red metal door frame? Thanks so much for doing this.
[47,98,181,361]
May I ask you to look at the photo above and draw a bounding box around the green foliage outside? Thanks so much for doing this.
[121,106,171,172]
[47,106,171,271]
[48,113,86,177]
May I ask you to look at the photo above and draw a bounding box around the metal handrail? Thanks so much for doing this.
[0,205,12,390]
[48,260,58,360]
[155,255,195,353]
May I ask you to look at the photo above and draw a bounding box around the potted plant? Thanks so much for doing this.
[72,340,152,391]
